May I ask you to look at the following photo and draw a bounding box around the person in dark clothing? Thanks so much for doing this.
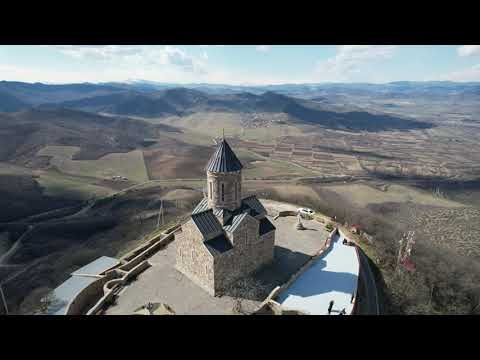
[328,300,334,314]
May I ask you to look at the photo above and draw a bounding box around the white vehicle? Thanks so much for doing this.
[298,207,315,219]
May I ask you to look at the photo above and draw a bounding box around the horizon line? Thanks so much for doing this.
[2,79,480,87]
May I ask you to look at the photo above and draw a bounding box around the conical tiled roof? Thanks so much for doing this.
[206,138,243,173]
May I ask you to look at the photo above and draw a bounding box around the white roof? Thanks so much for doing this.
[71,256,120,276]
[49,276,98,315]
[276,231,359,315]
[48,256,119,315]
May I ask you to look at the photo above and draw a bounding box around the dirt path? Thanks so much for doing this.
[0,225,35,265]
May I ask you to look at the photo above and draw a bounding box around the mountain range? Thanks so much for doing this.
[0,81,437,132]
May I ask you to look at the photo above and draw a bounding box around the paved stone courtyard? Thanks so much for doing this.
[104,200,329,315]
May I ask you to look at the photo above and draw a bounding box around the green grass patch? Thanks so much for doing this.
[37,146,81,159]
[37,169,113,200]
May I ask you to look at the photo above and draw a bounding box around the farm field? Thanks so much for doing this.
[35,169,114,200]
[122,107,480,186]
[325,182,465,208]
[159,112,306,142]
[37,146,149,183]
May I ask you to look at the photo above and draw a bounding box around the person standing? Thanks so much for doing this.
[328,300,334,315]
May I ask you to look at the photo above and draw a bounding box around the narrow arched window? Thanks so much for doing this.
[221,183,225,201]
[235,182,238,200]
[209,182,212,199]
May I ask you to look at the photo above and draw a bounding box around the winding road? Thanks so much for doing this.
[356,247,380,315]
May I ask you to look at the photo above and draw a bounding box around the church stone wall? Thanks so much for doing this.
[260,230,275,266]
[226,214,259,248]
[207,170,242,211]
[175,220,215,295]
[214,217,274,294]
[176,213,275,296]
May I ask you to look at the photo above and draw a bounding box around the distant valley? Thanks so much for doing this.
[1,79,480,315]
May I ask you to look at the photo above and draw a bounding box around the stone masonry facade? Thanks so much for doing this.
[207,170,242,211]
[175,221,215,295]
[175,138,275,296]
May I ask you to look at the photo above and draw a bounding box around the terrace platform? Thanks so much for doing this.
[276,231,360,315]
[104,200,330,315]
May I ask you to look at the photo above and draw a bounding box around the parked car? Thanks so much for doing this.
[298,207,315,219]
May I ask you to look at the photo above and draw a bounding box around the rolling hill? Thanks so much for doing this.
[0,108,161,164]
[0,91,30,112]
[51,88,432,131]
[0,81,126,105]
[0,80,436,132]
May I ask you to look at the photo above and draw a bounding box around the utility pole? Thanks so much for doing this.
[396,235,405,273]
[0,284,8,315]
[429,283,434,310]
[156,200,164,229]
[162,201,165,227]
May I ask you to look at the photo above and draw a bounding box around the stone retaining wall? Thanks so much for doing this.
[273,210,297,220]
[64,273,115,315]
[64,225,180,315]
[120,232,175,272]
[86,260,151,315]
[121,223,181,262]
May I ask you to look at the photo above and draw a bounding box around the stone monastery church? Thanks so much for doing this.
[176,137,276,295]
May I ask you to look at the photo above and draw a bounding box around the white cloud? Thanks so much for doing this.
[156,46,196,71]
[48,45,207,74]
[49,45,142,60]
[256,45,271,52]
[438,64,480,81]
[314,45,397,82]
[457,45,480,57]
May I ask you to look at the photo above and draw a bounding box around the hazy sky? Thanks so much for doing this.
[0,45,479,85]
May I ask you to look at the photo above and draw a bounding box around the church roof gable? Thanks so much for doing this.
[206,138,243,173]
[213,207,232,225]
[191,210,223,238]
[259,217,276,236]
[205,234,233,255]
[241,195,267,216]
[192,197,209,214]
[223,211,257,233]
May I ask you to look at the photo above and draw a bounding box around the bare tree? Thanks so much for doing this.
[37,291,65,315]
